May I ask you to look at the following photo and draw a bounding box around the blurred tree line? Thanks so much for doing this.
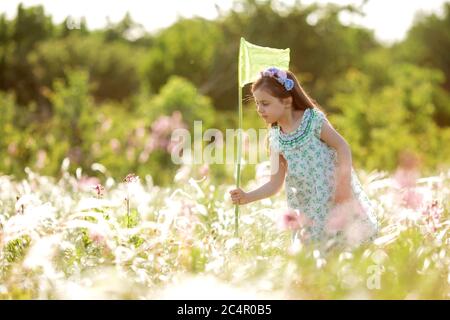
[0,0,449,186]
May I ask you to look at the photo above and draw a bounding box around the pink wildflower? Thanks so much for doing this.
[401,189,424,210]
[325,199,366,234]
[78,176,101,192]
[280,209,313,231]
[89,230,106,246]
[94,184,105,198]
[123,173,139,184]
[421,200,443,232]
[198,164,209,177]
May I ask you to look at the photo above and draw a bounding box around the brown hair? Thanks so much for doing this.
[250,70,324,129]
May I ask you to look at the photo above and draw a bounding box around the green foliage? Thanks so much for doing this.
[328,64,450,173]
[47,69,97,172]
[119,208,141,229]
[396,3,450,86]
[4,235,31,264]
[0,0,449,183]
[0,4,54,106]
[393,3,450,126]
[12,4,54,48]
[143,18,223,96]
[29,33,143,104]
[139,75,216,129]
[0,92,17,173]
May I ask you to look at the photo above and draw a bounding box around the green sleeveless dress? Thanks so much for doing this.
[268,107,378,244]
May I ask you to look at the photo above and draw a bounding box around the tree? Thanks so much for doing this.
[329,64,450,173]
[138,75,216,131]
[143,17,223,98]
[46,70,97,173]
[393,2,450,127]
[30,34,143,108]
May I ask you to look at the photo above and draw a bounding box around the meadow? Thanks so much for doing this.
[0,160,448,299]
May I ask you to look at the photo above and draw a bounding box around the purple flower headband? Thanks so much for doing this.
[260,67,295,91]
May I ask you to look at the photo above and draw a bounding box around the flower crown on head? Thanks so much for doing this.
[260,67,295,91]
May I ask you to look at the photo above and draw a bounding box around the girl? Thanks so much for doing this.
[229,67,378,246]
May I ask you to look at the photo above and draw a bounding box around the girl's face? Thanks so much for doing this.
[253,88,288,124]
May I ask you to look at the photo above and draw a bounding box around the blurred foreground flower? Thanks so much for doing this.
[77,176,101,192]
[326,199,365,233]
[0,165,448,300]
[198,164,209,178]
[279,209,313,231]
[154,275,283,299]
[325,199,377,246]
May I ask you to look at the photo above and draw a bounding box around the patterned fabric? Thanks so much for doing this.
[268,108,378,245]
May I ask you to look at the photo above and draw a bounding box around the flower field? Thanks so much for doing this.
[0,160,449,299]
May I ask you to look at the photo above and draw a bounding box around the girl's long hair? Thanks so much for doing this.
[250,70,324,129]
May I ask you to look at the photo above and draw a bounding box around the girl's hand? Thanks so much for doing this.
[229,188,250,205]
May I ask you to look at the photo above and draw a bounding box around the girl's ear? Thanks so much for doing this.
[282,96,293,107]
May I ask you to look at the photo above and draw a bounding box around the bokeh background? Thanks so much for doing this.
[0,0,449,186]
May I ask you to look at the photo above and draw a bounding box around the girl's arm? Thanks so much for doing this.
[247,151,287,202]
[319,120,353,203]
[230,150,287,205]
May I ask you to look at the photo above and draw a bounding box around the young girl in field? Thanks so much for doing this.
[229,67,378,247]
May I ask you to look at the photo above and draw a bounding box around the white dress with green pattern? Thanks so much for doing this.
[268,107,378,244]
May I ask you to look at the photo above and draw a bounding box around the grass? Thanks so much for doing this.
[0,163,448,299]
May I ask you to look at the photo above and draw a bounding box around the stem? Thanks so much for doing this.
[126,190,130,228]
[234,82,243,238]
[127,199,130,228]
